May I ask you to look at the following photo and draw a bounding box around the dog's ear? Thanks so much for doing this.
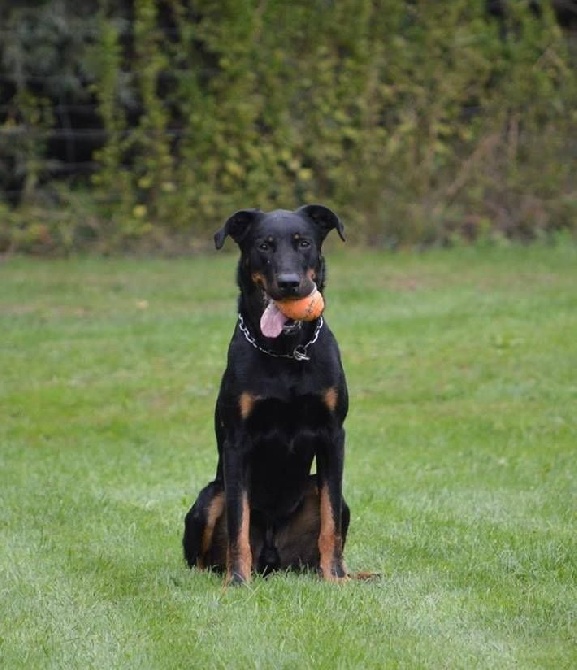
[214,209,262,250]
[296,204,345,243]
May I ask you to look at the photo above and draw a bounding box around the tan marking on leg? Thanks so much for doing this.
[318,484,347,582]
[199,491,225,568]
[323,387,338,412]
[318,484,336,579]
[226,491,252,584]
[238,491,252,579]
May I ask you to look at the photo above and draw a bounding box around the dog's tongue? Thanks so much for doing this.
[260,301,288,339]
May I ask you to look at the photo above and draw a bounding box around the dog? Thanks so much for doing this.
[182,205,350,584]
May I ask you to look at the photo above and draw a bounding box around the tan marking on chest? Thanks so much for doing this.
[324,387,338,412]
[239,392,260,420]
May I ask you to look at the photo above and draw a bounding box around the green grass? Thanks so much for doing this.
[1,245,576,669]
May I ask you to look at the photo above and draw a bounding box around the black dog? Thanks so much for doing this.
[183,205,350,584]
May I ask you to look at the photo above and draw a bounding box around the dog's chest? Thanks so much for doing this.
[247,393,331,439]
[247,395,323,497]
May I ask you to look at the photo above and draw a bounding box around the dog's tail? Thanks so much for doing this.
[258,525,281,575]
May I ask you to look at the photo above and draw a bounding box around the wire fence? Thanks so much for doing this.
[2,2,577,254]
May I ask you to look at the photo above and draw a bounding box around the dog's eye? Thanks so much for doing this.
[298,239,311,249]
[259,241,270,252]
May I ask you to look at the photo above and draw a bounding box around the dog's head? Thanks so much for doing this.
[214,205,345,302]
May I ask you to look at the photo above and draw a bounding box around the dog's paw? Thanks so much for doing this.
[319,561,348,582]
[225,570,251,587]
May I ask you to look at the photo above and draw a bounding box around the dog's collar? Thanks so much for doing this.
[237,313,323,362]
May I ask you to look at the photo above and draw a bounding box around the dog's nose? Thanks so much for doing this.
[277,273,301,292]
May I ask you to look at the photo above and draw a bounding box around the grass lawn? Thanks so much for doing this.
[1,244,576,669]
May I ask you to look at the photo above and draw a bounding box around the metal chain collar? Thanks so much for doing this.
[237,313,324,362]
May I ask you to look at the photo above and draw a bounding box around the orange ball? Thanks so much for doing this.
[275,288,325,321]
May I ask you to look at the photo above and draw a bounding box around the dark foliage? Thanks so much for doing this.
[1,0,576,253]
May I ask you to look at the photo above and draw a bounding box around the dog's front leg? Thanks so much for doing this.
[223,444,251,585]
[316,424,347,581]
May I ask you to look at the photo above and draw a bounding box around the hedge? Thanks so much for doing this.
[1,0,576,253]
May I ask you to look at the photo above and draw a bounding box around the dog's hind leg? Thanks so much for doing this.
[183,480,226,571]
[274,476,350,573]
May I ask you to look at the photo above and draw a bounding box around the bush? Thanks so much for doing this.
[1,0,576,253]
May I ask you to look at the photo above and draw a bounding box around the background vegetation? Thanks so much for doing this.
[1,0,576,254]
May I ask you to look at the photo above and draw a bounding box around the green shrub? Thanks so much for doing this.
[1,0,576,253]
